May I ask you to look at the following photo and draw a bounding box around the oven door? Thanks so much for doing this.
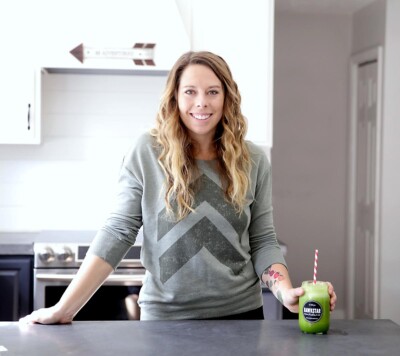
[34,269,144,320]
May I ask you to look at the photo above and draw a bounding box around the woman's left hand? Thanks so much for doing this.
[326,281,337,311]
[283,281,337,314]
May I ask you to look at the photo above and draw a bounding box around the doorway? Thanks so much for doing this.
[347,46,383,319]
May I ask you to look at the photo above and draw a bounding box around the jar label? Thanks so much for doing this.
[302,301,323,323]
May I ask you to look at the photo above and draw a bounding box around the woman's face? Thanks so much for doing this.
[177,64,224,143]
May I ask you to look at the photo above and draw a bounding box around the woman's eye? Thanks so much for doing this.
[209,90,219,95]
[185,90,194,95]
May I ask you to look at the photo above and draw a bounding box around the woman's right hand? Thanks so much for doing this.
[19,304,73,325]
[19,255,113,325]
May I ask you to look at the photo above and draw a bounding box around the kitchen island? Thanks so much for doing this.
[1,319,399,355]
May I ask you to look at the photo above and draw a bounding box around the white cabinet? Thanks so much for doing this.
[36,0,189,72]
[0,1,41,144]
[0,66,41,144]
[177,0,275,147]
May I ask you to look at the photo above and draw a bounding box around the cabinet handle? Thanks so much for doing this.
[27,103,31,130]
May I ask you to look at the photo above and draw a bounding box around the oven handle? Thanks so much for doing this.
[35,273,144,283]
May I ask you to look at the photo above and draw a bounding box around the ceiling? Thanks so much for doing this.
[275,0,377,15]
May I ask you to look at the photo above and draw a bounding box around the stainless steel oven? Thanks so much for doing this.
[33,242,144,320]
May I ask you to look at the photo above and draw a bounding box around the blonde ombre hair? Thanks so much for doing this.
[151,51,251,221]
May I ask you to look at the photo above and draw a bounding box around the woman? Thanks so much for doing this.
[21,51,336,323]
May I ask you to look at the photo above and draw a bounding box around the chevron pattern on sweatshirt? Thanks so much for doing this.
[157,174,248,283]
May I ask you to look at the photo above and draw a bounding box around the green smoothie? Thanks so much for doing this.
[298,281,330,334]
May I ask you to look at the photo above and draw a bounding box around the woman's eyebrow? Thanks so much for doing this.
[181,85,222,89]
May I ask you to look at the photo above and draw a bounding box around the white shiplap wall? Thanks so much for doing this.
[0,72,167,231]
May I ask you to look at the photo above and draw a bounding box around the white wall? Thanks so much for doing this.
[351,0,400,325]
[273,10,352,318]
[0,73,167,231]
[1,0,275,234]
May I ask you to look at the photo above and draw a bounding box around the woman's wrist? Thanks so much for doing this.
[53,301,75,323]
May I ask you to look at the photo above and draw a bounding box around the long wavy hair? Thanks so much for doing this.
[151,51,251,221]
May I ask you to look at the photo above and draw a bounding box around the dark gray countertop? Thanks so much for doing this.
[0,230,97,245]
[0,243,33,255]
[0,230,96,255]
[1,319,399,355]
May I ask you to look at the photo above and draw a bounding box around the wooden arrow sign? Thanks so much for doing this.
[70,43,156,66]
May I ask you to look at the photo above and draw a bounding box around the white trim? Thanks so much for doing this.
[347,46,383,319]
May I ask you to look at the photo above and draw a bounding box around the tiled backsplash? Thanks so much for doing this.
[0,71,167,231]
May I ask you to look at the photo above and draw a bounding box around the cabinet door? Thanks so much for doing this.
[0,1,40,144]
[0,256,33,321]
[0,67,40,144]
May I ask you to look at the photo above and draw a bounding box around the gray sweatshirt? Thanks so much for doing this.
[88,132,286,320]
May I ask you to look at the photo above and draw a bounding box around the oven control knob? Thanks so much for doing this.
[56,246,74,264]
[38,247,55,264]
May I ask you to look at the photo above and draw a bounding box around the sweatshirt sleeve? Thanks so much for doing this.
[88,137,146,269]
[248,145,287,278]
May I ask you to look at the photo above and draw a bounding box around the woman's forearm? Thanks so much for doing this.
[261,263,294,308]
[55,254,114,322]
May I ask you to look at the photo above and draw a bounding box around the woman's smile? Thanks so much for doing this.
[190,113,212,121]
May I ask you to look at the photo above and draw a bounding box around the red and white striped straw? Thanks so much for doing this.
[313,249,318,284]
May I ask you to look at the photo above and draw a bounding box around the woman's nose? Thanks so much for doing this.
[196,94,208,107]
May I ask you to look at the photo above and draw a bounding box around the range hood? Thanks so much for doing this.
[41,0,189,75]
